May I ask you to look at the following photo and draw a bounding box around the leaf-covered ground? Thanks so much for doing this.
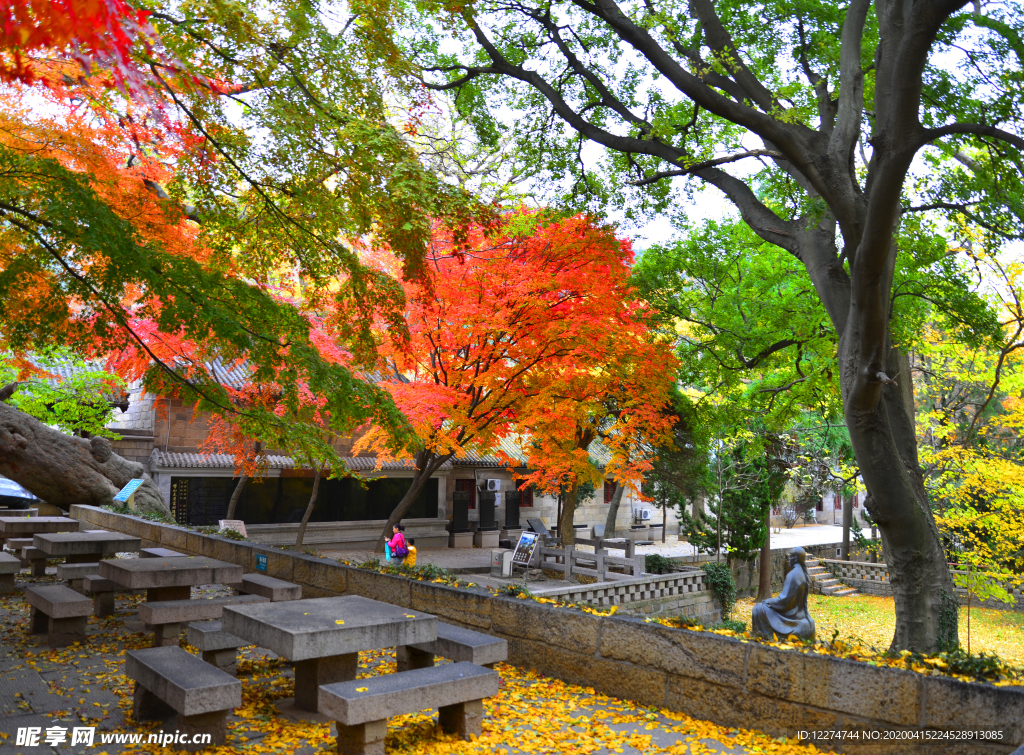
[0,574,835,755]
[732,593,1024,666]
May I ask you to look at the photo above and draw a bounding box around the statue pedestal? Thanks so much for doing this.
[473,530,500,549]
[448,532,474,549]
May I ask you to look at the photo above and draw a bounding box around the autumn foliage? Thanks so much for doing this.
[352,210,677,547]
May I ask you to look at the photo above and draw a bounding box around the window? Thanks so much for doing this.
[455,478,476,510]
[816,497,824,512]
[853,493,859,508]
[517,482,533,508]
[603,481,618,504]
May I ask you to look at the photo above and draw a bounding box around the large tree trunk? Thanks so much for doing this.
[602,482,625,538]
[559,482,578,548]
[295,466,322,549]
[0,399,170,516]
[756,507,772,601]
[842,492,852,560]
[373,449,453,552]
[839,329,958,651]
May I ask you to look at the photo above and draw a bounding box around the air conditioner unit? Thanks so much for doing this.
[486,479,501,492]
[640,509,652,521]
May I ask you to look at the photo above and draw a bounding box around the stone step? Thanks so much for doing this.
[833,588,860,597]
[807,567,827,575]
[816,578,840,588]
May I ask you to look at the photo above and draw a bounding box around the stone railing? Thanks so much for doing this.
[69,505,1024,753]
[823,559,1024,612]
[529,569,719,620]
[536,544,645,581]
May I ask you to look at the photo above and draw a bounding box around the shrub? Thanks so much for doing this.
[701,561,737,619]
[711,618,747,633]
[645,554,677,574]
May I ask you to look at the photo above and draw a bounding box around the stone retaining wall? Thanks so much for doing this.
[70,505,1024,754]
[823,559,1024,612]
[529,570,721,620]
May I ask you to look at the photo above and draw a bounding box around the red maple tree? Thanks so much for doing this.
[352,210,677,550]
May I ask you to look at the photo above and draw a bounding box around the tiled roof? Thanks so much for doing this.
[150,450,453,472]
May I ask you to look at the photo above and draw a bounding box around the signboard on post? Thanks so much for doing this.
[218,519,248,537]
[113,478,146,510]
[511,531,540,568]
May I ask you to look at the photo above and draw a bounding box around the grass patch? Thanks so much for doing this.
[733,593,1024,666]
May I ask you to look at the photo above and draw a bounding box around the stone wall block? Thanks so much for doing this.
[920,675,1024,743]
[544,646,666,708]
[292,554,346,595]
[409,582,492,629]
[491,598,599,654]
[599,618,746,688]
[745,644,832,709]
[665,675,838,738]
[344,567,412,607]
[500,634,548,671]
[826,658,921,726]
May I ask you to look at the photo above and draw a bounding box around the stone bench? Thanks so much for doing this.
[24,584,92,646]
[83,575,119,616]
[56,562,100,591]
[126,646,241,751]
[0,552,19,593]
[139,594,269,646]
[5,538,32,569]
[187,620,249,675]
[397,623,508,672]
[320,662,499,755]
[236,573,301,602]
[20,546,48,577]
[141,548,185,559]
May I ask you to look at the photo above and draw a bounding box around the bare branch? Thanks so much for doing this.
[923,122,1024,151]
[629,149,782,186]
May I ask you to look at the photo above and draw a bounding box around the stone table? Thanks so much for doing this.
[33,531,141,564]
[99,555,243,602]
[0,516,78,546]
[222,595,437,712]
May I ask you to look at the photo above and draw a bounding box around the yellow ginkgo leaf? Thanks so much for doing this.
[356,687,368,692]
[335,620,345,625]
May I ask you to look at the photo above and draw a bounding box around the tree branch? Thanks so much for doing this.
[629,149,782,186]
[922,122,1024,152]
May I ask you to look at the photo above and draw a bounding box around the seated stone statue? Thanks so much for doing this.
[751,546,816,641]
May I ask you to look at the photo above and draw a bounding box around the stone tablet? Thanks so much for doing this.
[99,556,243,589]
[222,595,437,662]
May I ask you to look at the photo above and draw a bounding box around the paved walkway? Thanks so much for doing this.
[323,525,848,575]
[0,568,822,755]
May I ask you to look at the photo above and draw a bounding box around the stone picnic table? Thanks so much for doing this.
[222,595,437,712]
[99,555,243,602]
[33,530,141,564]
[0,515,78,545]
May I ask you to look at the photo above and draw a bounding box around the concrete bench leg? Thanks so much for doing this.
[133,683,176,720]
[395,646,434,672]
[152,622,182,647]
[93,591,116,617]
[0,573,15,594]
[177,710,227,751]
[438,698,484,739]
[202,649,238,676]
[147,586,191,602]
[294,652,357,712]
[30,559,46,577]
[48,616,87,647]
[28,607,48,635]
[334,719,386,755]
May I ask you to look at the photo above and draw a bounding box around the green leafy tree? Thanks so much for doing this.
[411,0,1024,652]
